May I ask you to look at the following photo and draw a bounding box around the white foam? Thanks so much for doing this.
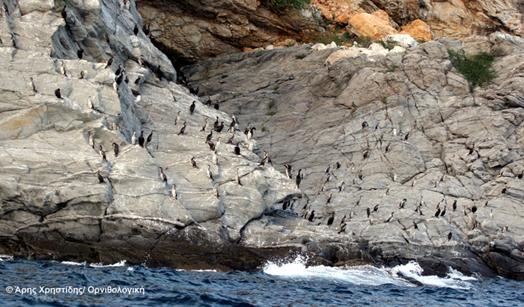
[0,255,13,261]
[389,261,475,289]
[61,261,87,266]
[263,256,476,289]
[89,260,127,268]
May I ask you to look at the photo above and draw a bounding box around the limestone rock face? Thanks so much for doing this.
[135,0,320,65]
[0,0,300,270]
[182,33,524,280]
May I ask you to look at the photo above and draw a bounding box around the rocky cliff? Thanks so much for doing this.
[137,0,523,64]
[0,0,300,271]
[182,34,524,280]
[2,0,524,281]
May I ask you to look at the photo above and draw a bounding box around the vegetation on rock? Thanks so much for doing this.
[449,50,497,87]
[265,0,310,12]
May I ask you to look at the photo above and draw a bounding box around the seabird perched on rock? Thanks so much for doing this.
[404,132,410,141]
[308,210,315,222]
[54,88,62,99]
[174,111,181,126]
[97,170,105,183]
[112,142,119,157]
[471,205,477,213]
[143,24,150,36]
[201,118,208,131]
[216,122,224,133]
[399,198,406,209]
[373,204,379,212]
[356,196,361,206]
[385,212,394,223]
[244,123,251,135]
[452,200,457,212]
[115,64,123,76]
[138,131,145,147]
[440,205,446,217]
[385,143,391,153]
[234,143,241,155]
[229,119,236,133]
[295,169,302,188]
[29,77,37,93]
[284,164,292,179]
[159,167,167,182]
[206,165,214,181]
[327,212,335,226]
[338,222,347,234]
[335,162,341,169]
[214,102,219,110]
[448,231,452,241]
[100,148,107,162]
[434,207,441,217]
[88,132,95,149]
[133,25,139,36]
[172,184,177,199]
[131,132,137,145]
[502,226,508,233]
[227,132,235,144]
[213,116,219,131]
[146,130,154,147]
[247,127,256,140]
[77,48,84,59]
[206,131,213,144]
[326,194,333,205]
[362,121,368,129]
[366,207,371,218]
[490,209,493,220]
[178,122,187,135]
[190,156,198,169]
[80,70,87,80]
[363,150,370,159]
[413,220,418,230]
[189,101,196,115]
[105,55,114,69]
[340,215,347,225]
[463,207,468,216]
[208,140,215,151]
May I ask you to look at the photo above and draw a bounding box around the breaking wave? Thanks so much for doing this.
[263,256,475,289]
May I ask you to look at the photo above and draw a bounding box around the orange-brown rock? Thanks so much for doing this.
[400,20,433,42]
[348,10,397,39]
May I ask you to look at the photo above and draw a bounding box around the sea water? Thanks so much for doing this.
[0,255,522,306]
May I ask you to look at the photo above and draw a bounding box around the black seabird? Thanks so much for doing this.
[30,77,37,93]
[214,103,219,110]
[227,132,235,144]
[234,144,240,155]
[105,55,114,69]
[366,207,371,218]
[146,130,154,147]
[362,121,368,129]
[116,73,124,85]
[207,165,213,181]
[112,142,119,157]
[434,207,441,217]
[190,157,198,168]
[115,64,122,76]
[327,212,335,226]
[335,162,341,169]
[295,169,302,188]
[244,123,251,135]
[54,88,61,99]
[385,212,394,223]
[440,206,446,217]
[399,198,406,209]
[138,131,145,147]
[77,49,84,59]
[326,194,332,204]
[471,205,477,213]
[201,118,208,131]
[413,220,418,229]
[452,200,457,212]
[447,231,452,241]
[216,122,224,133]
[189,101,196,115]
[143,24,150,36]
[206,131,213,143]
[159,167,167,182]
[385,143,391,153]
[133,25,139,36]
[308,210,315,222]
[178,122,187,135]
[213,116,219,131]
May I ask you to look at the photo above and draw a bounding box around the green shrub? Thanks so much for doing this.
[356,35,373,48]
[295,54,307,60]
[379,38,395,51]
[267,111,277,116]
[265,0,310,12]
[449,50,497,87]
[313,33,353,46]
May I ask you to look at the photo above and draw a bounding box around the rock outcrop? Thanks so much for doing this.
[0,0,300,271]
[182,33,524,280]
[136,0,320,66]
[135,0,523,64]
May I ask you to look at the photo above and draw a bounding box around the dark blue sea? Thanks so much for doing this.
[0,255,522,306]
